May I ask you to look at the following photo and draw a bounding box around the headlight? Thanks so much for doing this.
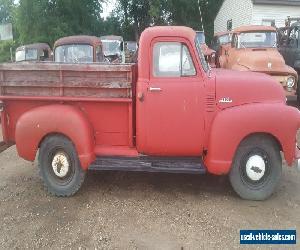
[287,76,295,88]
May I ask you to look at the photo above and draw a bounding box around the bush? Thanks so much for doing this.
[0,40,15,63]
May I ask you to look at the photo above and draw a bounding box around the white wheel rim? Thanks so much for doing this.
[245,155,266,181]
[51,151,70,178]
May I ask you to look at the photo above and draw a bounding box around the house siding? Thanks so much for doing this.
[252,4,300,27]
[214,0,253,33]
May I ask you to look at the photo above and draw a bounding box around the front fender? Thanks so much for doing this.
[204,103,300,175]
[15,104,95,170]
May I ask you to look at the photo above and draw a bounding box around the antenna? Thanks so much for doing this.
[197,0,204,32]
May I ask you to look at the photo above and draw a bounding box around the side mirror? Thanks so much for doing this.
[120,42,124,52]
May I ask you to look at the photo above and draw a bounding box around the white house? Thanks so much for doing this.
[214,0,300,33]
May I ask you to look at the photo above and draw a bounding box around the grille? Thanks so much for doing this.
[206,94,216,112]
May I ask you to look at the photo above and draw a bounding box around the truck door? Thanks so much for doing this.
[137,38,206,156]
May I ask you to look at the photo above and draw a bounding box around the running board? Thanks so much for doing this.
[89,156,206,174]
[0,141,13,154]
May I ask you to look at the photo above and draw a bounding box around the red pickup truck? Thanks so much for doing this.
[0,26,300,200]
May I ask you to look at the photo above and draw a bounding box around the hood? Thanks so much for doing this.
[234,48,295,74]
[213,68,286,110]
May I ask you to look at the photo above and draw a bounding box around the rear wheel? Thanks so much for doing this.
[229,135,282,201]
[38,135,86,197]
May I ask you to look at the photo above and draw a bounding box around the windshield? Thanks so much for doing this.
[55,44,93,63]
[102,40,121,56]
[16,48,38,62]
[238,31,277,48]
[196,32,206,44]
[219,34,231,45]
[195,38,209,72]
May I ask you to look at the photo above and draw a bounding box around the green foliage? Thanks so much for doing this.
[0,40,15,63]
[112,0,224,42]
[0,0,14,23]
[15,0,104,45]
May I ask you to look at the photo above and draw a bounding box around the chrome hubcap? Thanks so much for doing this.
[51,152,70,178]
[245,155,266,181]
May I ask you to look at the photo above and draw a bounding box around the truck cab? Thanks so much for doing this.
[125,41,138,63]
[218,25,298,101]
[15,43,52,62]
[54,35,105,63]
[100,35,125,63]
[1,26,300,201]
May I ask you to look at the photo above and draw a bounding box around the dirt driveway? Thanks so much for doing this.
[0,132,299,249]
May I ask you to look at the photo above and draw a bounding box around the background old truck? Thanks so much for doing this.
[217,25,298,102]
[278,21,300,94]
[211,31,232,68]
[15,43,52,62]
[0,26,300,201]
[100,35,125,63]
[54,35,105,63]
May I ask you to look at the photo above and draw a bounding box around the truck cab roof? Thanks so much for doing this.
[16,43,51,52]
[54,35,102,48]
[233,25,276,33]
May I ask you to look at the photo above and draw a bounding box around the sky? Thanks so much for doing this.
[101,0,117,19]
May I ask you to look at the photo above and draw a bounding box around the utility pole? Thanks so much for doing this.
[197,0,204,32]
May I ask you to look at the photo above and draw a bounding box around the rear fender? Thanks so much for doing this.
[204,103,300,175]
[15,104,95,170]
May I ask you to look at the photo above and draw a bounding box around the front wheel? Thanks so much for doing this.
[229,135,282,201]
[38,135,86,197]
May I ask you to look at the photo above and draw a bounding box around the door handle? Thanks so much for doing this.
[149,87,162,92]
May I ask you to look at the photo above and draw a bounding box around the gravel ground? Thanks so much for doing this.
[0,131,300,249]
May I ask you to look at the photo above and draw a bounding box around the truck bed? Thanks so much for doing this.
[0,62,136,151]
[0,62,134,98]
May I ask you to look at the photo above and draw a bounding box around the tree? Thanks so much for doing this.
[112,0,224,42]
[0,0,14,24]
[15,0,104,45]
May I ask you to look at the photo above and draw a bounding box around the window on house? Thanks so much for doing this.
[227,19,233,31]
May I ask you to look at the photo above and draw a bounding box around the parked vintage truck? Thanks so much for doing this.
[54,35,105,63]
[100,35,125,63]
[1,26,300,200]
[278,22,300,92]
[211,31,232,67]
[15,43,52,62]
[217,25,298,102]
[125,41,138,63]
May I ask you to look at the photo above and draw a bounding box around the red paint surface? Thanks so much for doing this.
[1,26,300,175]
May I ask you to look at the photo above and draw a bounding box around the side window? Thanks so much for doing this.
[153,42,196,77]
